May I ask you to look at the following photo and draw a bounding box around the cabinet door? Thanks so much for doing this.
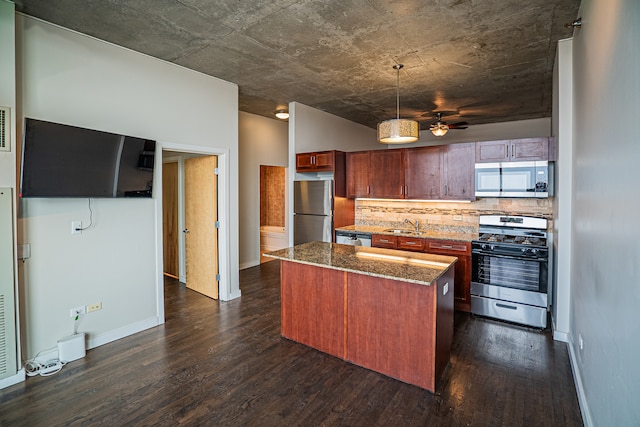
[372,234,397,249]
[346,151,370,198]
[442,143,475,200]
[404,146,442,199]
[314,151,335,171]
[296,153,315,171]
[369,149,405,198]
[424,239,471,312]
[511,138,549,161]
[476,140,510,163]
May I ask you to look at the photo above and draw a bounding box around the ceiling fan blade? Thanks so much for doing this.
[448,121,468,129]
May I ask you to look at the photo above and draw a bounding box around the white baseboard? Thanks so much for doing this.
[221,289,242,301]
[553,330,569,342]
[567,340,594,427]
[239,260,259,270]
[0,369,26,389]
[87,316,160,350]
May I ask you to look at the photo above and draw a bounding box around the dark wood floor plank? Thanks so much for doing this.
[0,260,583,426]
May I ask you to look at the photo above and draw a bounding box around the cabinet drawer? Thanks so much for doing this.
[397,236,425,252]
[372,234,397,249]
[426,239,471,254]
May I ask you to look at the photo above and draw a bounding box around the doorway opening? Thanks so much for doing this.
[162,152,219,300]
[259,165,287,263]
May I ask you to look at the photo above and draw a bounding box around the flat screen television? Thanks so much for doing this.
[20,118,156,198]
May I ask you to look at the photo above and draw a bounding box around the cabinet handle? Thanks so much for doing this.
[380,239,390,243]
[400,186,404,195]
[511,145,514,158]
[496,303,518,311]
[312,155,315,165]
[405,242,417,245]
[366,185,370,194]
[444,184,448,195]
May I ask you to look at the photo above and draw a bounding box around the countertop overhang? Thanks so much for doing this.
[265,241,457,286]
[335,225,477,242]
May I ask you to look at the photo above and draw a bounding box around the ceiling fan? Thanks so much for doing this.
[429,112,468,137]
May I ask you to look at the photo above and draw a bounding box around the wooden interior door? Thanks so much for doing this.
[162,161,179,278]
[184,155,219,299]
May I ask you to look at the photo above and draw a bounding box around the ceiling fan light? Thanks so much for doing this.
[275,109,289,119]
[431,123,449,137]
[377,119,420,144]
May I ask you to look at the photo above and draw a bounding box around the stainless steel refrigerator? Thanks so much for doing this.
[293,180,333,245]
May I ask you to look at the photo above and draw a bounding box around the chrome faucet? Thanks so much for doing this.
[404,218,420,233]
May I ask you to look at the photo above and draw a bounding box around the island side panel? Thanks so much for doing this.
[435,265,455,388]
[346,272,438,391]
[280,261,346,359]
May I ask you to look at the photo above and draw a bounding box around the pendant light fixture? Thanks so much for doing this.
[377,64,420,144]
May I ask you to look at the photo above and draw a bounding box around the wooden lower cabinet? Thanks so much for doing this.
[371,234,425,252]
[424,239,472,312]
[347,270,453,391]
[280,261,346,358]
[279,260,454,392]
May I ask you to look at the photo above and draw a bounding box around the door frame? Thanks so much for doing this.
[155,143,238,323]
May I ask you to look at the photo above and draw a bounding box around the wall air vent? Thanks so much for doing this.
[0,107,9,151]
[0,294,6,375]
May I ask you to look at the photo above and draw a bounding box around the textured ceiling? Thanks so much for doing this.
[14,0,580,130]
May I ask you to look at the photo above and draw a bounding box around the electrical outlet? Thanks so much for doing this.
[87,302,102,313]
[71,221,82,234]
[578,334,584,351]
[443,282,449,295]
[69,306,85,318]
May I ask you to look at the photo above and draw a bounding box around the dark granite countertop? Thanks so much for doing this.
[264,241,457,286]
[335,225,477,242]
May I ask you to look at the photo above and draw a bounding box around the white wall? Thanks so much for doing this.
[398,117,551,148]
[552,38,573,342]
[16,15,239,360]
[570,0,640,425]
[290,102,379,154]
[238,112,288,269]
[0,0,16,186]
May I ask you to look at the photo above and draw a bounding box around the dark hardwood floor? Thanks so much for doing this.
[0,261,583,426]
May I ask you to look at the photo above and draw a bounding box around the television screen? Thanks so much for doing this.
[20,118,155,198]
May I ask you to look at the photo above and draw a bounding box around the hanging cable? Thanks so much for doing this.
[77,198,94,231]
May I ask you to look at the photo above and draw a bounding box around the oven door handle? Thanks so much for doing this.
[472,250,547,262]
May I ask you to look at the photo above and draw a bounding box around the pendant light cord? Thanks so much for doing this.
[394,64,403,120]
[396,67,400,120]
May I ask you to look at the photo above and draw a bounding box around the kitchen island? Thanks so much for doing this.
[265,241,457,392]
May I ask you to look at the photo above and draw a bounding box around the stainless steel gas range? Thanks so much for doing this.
[470,215,551,328]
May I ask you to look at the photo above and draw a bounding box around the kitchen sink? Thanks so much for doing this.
[384,229,414,234]
[383,229,426,236]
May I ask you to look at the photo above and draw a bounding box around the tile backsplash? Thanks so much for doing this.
[355,198,554,233]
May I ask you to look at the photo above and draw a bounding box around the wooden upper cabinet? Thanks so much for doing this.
[403,143,474,201]
[475,140,510,162]
[511,138,549,161]
[369,149,405,198]
[442,143,475,200]
[476,138,549,163]
[296,150,336,172]
[346,151,370,198]
[404,146,442,199]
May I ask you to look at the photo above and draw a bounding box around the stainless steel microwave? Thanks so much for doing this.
[475,161,553,198]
